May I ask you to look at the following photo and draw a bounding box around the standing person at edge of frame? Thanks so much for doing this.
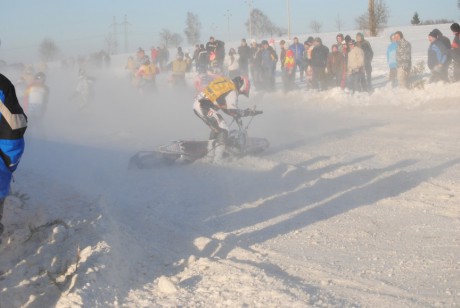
[0,73,28,244]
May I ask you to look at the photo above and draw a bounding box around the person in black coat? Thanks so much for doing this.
[451,23,460,82]
[310,37,329,91]
[237,39,251,76]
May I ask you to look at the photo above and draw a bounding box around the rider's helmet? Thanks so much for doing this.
[35,72,46,82]
[232,76,250,97]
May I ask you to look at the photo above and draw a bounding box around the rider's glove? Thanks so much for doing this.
[241,108,263,117]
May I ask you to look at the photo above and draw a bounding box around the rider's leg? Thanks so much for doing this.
[213,129,228,163]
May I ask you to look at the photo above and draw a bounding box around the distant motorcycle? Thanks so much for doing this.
[70,70,95,108]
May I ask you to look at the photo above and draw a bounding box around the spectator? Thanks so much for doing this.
[177,47,184,59]
[451,23,460,82]
[192,44,200,72]
[196,44,208,74]
[282,49,296,92]
[347,40,366,94]
[327,44,344,88]
[184,50,193,72]
[250,41,263,89]
[260,40,278,91]
[206,36,225,72]
[288,37,305,81]
[150,46,159,64]
[136,47,146,68]
[303,37,315,89]
[387,33,398,87]
[427,30,449,82]
[168,54,188,86]
[336,33,345,46]
[339,43,349,89]
[226,48,240,78]
[310,37,329,91]
[356,32,374,90]
[158,45,170,70]
[279,40,287,73]
[431,29,452,76]
[238,39,251,76]
[0,74,27,243]
[394,31,412,89]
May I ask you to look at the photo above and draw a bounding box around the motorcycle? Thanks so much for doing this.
[129,107,269,169]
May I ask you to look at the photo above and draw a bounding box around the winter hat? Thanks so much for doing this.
[395,31,404,39]
[428,30,438,38]
[431,29,443,37]
[451,23,460,33]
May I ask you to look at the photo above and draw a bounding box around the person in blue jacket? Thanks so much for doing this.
[0,73,27,242]
[387,33,398,87]
[427,30,448,82]
[288,37,305,82]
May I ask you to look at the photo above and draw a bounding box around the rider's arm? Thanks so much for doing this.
[218,91,241,118]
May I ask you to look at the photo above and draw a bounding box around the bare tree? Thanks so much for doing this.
[356,0,389,36]
[310,20,323,33]
[38,38,59,62]
[184,12,201,45]
[159,29,183,47]
[245,8,286,37]
[335,15,345,31]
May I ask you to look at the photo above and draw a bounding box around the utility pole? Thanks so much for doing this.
[122,15,130,53]
[111,16,118,54]
[286,0,291,40]
[110,15,130,54]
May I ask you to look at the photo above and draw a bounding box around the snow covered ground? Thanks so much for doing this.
[1,24,459,307]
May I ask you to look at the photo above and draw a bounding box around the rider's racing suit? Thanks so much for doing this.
[193,76,244,162]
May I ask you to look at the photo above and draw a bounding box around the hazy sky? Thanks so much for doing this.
[1,0,458,62]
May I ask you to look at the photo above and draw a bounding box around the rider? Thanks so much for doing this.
[193,75,258,162]
[23,72,49,120]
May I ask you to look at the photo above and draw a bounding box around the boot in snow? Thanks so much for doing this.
[213,143,226,163]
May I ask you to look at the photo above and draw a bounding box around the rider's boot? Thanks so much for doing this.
[213,143,226,163]
[205,139,216,162]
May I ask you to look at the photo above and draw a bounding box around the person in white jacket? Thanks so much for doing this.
[225,48,240,78]
[347,40,366,93]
